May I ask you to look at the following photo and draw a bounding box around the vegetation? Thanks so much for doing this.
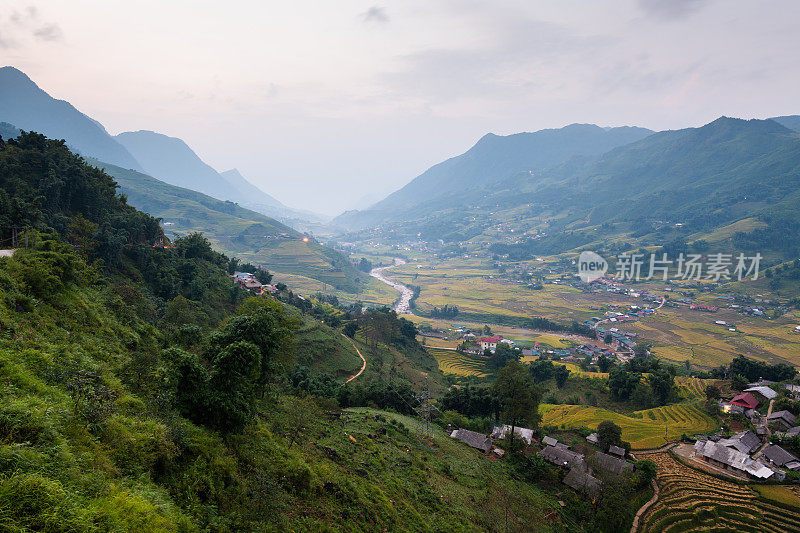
[638,452,800,532]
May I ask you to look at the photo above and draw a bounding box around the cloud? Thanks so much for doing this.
[33,23,63,42]
[638,0,711,20]
[361,6,389,24]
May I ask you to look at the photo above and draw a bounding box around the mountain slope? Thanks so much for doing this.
[90,159,366,291]
[332,123,653,231]
[0,66,141,169]
[115,129,232,200]
[115,130,326,225]
[488,117,800,259]
[771,115,800,132]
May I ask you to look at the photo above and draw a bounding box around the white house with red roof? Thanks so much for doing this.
[478,335,503,353]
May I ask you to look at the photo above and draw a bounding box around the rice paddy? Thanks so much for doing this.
[428,348,490,377]
[540,402,717,449]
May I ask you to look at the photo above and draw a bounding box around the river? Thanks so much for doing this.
[369,259,414,314]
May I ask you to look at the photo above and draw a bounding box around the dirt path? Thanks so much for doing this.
[630,479,659,533]
[342,334,367,384]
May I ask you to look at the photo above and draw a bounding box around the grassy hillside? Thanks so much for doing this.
[91,159,368,292]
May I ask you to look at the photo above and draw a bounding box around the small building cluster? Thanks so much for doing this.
[231,271,277,296]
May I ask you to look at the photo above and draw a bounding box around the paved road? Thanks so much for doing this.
[369,259,414,314]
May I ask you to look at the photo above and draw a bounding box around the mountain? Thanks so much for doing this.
[220,168,284,209]
[771,115,800,132]
[0,66,141,169]
[115,130,327,225]
[487,117,800,259]
[115,129,232,200]
[89,158,366,292]
[332,123,653,231]
[0,121,20,140]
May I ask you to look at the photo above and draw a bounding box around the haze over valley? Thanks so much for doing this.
[3,2,800,532]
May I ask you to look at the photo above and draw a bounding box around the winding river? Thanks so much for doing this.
[369,259,414,314]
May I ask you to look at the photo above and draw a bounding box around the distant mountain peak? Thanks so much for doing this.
[0,67,142,169]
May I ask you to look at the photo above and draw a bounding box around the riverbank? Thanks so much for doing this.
[369,259,414,314]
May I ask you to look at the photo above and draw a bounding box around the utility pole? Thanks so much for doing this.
[415,379,437,440]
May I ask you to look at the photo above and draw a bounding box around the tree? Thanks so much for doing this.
[597,420,622,451]
[554,365,570,388]
[493,361,541,451]
[483,325,492,335]
[490,342,519,370]
[343,322,358,338]
[597,354,612,373]
[705,385,721,402]
[648,369,675,406]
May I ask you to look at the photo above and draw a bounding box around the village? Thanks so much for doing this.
[447,375,800,498]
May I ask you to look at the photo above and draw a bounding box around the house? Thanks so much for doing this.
[450,429,492,452]
[608,445,626,458]
[768,411,797,430]
[594,451,633,476]
[743,386,778,403]
[586,433,599,445]
[729,393,759,411]
[719,430,761,455]
[563,467,602,495]
[542,436,559,447]
[694,440,773,479]
[762,445,799,468]
[491,425,534,445]
[781,426,800,439]
[538,446,586,470]
[477,336,503,353]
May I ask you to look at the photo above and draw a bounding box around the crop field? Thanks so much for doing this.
[540,402,717,449]
[636,451,800,533]
[547,361,609,380]
[428,348,490,377]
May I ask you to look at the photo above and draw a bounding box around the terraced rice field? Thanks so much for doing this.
[428,348,490,377]
[636,451,800,532]
[540,402,717,449]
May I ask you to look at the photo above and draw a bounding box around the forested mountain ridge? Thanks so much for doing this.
[489,117,800,260]
[331,123,653,231]
[0,66,142,170]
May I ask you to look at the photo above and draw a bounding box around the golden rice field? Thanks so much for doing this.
[540,402,717,449]
[636,451,800,533]
[428,348,490,377]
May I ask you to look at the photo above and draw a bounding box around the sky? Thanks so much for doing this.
[2,0,800,215]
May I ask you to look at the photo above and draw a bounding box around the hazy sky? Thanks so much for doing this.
[2,0,800,215]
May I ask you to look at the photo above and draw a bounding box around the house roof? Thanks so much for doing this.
[450,429,492,452]
[586,433,599,444]
[762,445,799,467]
[538,446,585,470]
[730,393,759,409]
[491,425,534,445]
[595,452,633,476]
[608,445,625,457]
[768,410,797,426]
[695,440,752,472]
[542,436,558,447]
[563,467,602,495]
[744,386,778,400]
[720,430,761,455]
[784,426,800,438]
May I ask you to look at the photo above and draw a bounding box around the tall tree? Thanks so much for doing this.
[493,360,541,450]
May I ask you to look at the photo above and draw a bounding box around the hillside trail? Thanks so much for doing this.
[342,334,367,384]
